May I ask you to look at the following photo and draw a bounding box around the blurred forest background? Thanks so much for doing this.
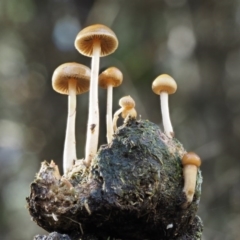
[0,0,240,239]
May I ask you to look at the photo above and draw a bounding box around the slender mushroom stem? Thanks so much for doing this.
[106,85,113,143]
[63,79,77,174]
[160,92,173,138]
[182,165,198,207]
[84,40,100,167]
[113,108,124,132]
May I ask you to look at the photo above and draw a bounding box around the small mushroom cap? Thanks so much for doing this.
[99,67,123,88]
[152,74,177,95]
[75,24,118,57]
[182,152,201,167]
[119,95,135,110]
[52,62,90,95]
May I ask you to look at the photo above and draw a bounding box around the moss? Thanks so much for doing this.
[27,119,203,240]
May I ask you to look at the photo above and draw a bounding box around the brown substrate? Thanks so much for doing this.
[27,119,203,240]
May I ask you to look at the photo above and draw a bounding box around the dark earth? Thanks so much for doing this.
[27,119,203,240]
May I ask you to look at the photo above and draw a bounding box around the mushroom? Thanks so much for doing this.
[74,24,118,167]
[52,62,90,174]
[152,74,177,138]
[113,95,136,132]
[181,152,201,208]
[99,67,123,143]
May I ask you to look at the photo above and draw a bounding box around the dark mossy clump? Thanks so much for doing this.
[27,119,203,240]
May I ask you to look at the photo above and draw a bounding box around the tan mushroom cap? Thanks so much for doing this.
[74,24,118,57]
[182,152,201,167]
[99,67,123,88]
[52,62,90,95]
[152,74,177,95]
[119,95,135,110]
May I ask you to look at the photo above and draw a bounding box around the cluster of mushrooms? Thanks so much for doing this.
[52,24,201,207]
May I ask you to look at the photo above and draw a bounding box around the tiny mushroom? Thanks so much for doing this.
[75,24,118,167]
[181,152,201,208]
[52,62,90,174]
[99,67,123,143]
[113,95,137,132]
[152,74,177,138]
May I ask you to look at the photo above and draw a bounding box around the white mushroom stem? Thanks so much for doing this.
[182,164,198,208]
[106,85,113,143]
[63,79,77,174]
[160,92,174,138]
[113,108,124,132]
[84,40,100,167]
